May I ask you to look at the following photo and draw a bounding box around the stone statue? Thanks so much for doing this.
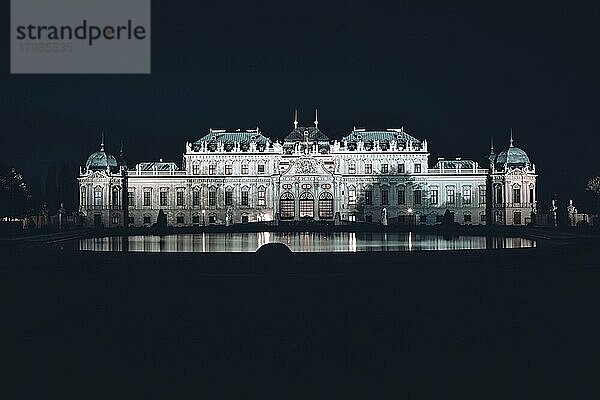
[567,199,577,227]
[551,199,558,227]
[381,207,388,226]
[226,207,233,226]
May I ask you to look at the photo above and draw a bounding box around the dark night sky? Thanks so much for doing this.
[1,0,599,209]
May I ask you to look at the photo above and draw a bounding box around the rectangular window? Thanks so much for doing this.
[365,190,373,206]
[398,163,405,174]
[480,213,486,222]
[414,189,422,205]
[514,211,522,225]
[381,189,389,205]
[241,190,249,206]
[193,191,200,206]
[143,191,151,207]
[447,188,455,205]
[513,188,521,204]
[348,188,356,206]
[430,189,438,204]
[94,190,102,206]
[495,186,503,204]
[128,216,134,225]
[192,164,200,175]
[128,190,135,207]
[111,214,119,224]
[160,191,168,207]
[176,191,184,206]
[258,187,266,207]
[143,215,151,224]
[479,186,486,205]
[209,216,216,224]
[258,164,265,174]
[365,164,373,174]
[414,163,421,173]
[397,189,405,205]
[209,164,216,175]
[529,188,534,204]
[192,215,200,224]
[462,187,472,205]
[176,215,184,224]
[348,163,356,174]
[225,191,233,206]
[464,214,472,223]
[209,191,216,206]
[225,164,232,175]
[241,164,249,175]
[381,164,388,173]
[419,215,427,223]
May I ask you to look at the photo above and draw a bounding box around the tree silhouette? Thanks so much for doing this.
[0,160,30,218]
[45,164,58,214]
[586,176,600,213]
[58,163,75,210]
[29,174,42,212]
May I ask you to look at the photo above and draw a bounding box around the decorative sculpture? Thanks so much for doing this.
[381,207,388,226]
[226,207,233,226]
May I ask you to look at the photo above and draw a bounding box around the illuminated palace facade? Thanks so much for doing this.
[78,113,537,227]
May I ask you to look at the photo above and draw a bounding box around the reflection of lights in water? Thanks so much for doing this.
[349,232,357,252]
[257,231,271,249]
[77,233,536,253]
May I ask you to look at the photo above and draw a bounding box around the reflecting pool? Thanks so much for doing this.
[76,232,536,252]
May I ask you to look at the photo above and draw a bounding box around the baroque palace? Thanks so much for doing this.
[78,112,537,227]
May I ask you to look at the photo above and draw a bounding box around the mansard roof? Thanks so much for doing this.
[136,161,180,171]
[342,128,421,146]
[433,159,479,169]
[283,126,330,143]
[193,129,270,145]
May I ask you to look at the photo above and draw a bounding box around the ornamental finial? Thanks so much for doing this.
[294,109,298,129]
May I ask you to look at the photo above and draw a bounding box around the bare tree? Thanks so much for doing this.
[586,176,600,213]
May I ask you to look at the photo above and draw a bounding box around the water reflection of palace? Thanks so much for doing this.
[77,233,536,253]
[78,111,537,228]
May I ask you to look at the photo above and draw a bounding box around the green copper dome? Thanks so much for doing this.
[86,149,118,171]
[495,145,530,166]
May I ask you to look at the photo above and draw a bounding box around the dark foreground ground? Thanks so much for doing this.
[3,239,600,398]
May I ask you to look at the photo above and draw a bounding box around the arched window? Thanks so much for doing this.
[257,186,266,207]
[241,186,249,206]
[112,187,120,208]
[299,192,314,219]
[279,192,295,220]
[319,192,334,219]
[348,185,356,206]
